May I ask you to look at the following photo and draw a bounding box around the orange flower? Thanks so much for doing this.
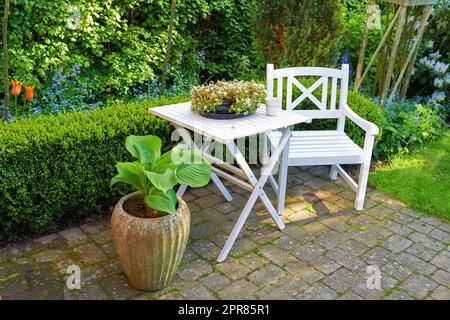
[25,85,35,101]
[11,80,23,96]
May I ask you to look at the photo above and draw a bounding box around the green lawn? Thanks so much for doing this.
[370,132,450,221]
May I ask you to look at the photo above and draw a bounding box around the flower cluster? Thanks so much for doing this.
[417,48,449,104]
[191,80,265,115]
[9,79,35,119]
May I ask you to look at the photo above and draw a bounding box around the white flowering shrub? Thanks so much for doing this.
[191,80,266,115]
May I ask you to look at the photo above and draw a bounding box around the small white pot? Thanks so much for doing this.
[265,98,281,116]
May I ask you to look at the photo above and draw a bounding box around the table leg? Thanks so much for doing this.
[277,126,292,215]
[218,131,291,262]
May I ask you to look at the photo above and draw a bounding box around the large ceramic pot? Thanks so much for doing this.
[111,192,190,291]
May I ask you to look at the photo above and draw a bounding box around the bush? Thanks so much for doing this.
[0,96,188,240]
[375,100,447,158]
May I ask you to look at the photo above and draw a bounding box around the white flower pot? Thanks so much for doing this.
[265,98,281,116]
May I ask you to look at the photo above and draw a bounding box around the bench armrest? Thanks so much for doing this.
[342,104,379,136]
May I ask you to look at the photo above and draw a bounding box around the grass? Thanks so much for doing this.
[370,132,450,221]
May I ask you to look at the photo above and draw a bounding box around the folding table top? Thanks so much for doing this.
[149,102,311,143]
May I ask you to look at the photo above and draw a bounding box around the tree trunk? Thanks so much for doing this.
[159,0,176,97]
[2,0,9,122]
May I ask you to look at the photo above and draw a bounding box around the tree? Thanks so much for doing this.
[2,0,9,122]
[254,0,344,67]
[160,0,177,97]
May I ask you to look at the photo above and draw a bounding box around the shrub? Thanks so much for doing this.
[0,96,188,240]
[375,100,447,158]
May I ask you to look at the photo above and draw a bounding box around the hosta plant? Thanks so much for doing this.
[110,135,211,215]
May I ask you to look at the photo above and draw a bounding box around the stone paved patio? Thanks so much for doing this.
[1,165,449,300]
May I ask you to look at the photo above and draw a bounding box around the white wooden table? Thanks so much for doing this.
[149,102,311,262]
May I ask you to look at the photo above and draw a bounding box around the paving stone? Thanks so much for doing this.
[431,286,450,300]
[248,264,285,285]
[409,232,445,252]
[78,285,109,300]
[361,247,394,266]
[319,215,351,233]
[179,282,216,300]
[230,238,258,257]
[337,291,363,300]
[217,280,258,300]
[381,219,413,237]
[101,275,141,300]
[177,260,213,281]
[382,234,413,253]
[237,253,269,272]
[101,242,116,258]
[418,215,443,228]
[215,202,238,215]
[326,247,366,271]
[381,261,412,281]
[429,228,450,244]
[350,230,379,248]
[92,230,112,244]
[190,222,217,240]
[199,272,231,292]
[216,257,251,281]
[408,220,435,234]
[292,242,326,263]
[72,243,108,266]
[33,234,59,246]
[430,251,450,270]
[196,194,224,209]
[282,225,315,242]
[258,244,298,266]
[310,256,342,275]
[431,269,450,286]
[366,206,394,220]
[255,285,294,300]
[337,239,369,256]
[34,249,65,263]
[396,253,437,276]
[315,230,346,250]
[323,268,363,292]
[384,290,414,300]
[391,213,416,225]
[406,243,437,262]
[296,283,337,300]
[58,227,87,243]
[285,262,324,282]
[400,275,438,299]
[191,239,221,261]
[303,221,329,235]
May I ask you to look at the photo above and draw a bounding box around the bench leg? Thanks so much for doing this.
[330,165,338,180]
[355,160,370,211]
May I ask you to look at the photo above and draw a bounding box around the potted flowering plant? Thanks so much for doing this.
[191,80,265,119]
[110,135,211,291]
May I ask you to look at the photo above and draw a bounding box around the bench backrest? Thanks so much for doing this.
[266,64,349,122]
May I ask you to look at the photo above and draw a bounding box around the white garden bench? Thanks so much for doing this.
[267,64,380,211]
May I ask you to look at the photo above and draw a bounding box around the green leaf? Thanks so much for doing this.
[145,188,177,215]
[175,163,211,188]
[125,135,162,169]
[145,169,177,193]
[110,162,148,194]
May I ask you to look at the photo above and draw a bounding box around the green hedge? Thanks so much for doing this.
[0,97,188,240]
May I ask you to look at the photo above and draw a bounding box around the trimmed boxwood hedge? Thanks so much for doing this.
[0,96,188,240]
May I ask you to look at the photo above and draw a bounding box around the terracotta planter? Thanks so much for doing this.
[111,192,190,291]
